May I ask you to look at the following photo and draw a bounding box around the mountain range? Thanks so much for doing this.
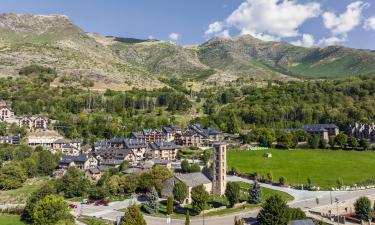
[1,13,375,89]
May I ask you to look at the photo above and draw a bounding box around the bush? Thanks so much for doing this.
[225,182,241,207]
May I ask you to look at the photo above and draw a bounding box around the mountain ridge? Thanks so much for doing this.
[0,13,375,89]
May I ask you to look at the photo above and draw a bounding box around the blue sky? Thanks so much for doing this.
[1,0,375,49]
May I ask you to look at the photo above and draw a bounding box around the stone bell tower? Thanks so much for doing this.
[212,143,227,195]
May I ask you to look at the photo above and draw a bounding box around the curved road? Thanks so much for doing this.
[72,176,375,225]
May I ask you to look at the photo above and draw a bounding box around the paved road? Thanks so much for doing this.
[71,176,375,225]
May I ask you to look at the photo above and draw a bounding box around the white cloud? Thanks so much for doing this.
[169,33,180,42]
[364,16,375,30]
[318,36,348,46]
[205,0,321,41]
[319,1,368,46]
[323,1,369,35]
[291,34,315,47]
[205,21,224,35]
[148,35,155,40]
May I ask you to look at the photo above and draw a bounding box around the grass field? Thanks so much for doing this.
[0,214,26,225]
[0,177,48,204]
[228,149,375,189]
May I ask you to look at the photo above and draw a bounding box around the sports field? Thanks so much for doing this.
[228,149,375,189]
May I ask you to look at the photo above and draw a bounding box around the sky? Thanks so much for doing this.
[1,0,375,49]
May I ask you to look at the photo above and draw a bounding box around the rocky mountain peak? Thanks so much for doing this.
[0,13,81,34]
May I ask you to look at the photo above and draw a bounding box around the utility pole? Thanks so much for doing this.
[335,197,339,225]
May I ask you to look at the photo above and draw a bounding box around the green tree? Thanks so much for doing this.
[188,163,201,173]
[257,195,290,225]
[201,149,212,166]
[354,196,373,222]
[33,195,73,225]
[123,174,139,193]
[308,135,320,149]
[22,182,57,222]
[319,137,328,149]
[181,160,190,173]
[121,205,146,225]
[143,187,159,214]
[0,162,27,189]
[359,138,370,150]
[249,182,262,204]
[328,136,335,149]
[150,165,173,193]
[88,185,109,200]
[191,185,209,213]
[276,132,294,149]
[35,150,59,176]
[225,182,241,207]
[347,137,358,149]
[21,158,38,178]
[173,181,188,204]
[56,167,90,198]
[167,196,174,215]
[334,133,348,149]
[119,161,130,171]
[288,208,306,221]
[279,177,286,186]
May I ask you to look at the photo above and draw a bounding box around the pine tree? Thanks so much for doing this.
[249,182,262,204]
[143,187,159,214]
[167,196,174,215]
[121,205,146,225]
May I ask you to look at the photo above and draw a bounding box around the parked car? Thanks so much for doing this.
[68,203,77,209]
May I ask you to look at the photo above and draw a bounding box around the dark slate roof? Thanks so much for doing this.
[60,153,90,164]
[94,148,131,159]
[163,125,180,133]
[304,124,338,130]
[124,139,147,149]
[87,167,100,174]
[71,139,81,143]
[204,127,221,135]
[149,141,181,150]
[290,219,315,225]
[122,168,143,174]
[183,130,198,137]
[175,172,211,187]
[98,165,108,172]
[54,139,66,144]
[100,159,123,166]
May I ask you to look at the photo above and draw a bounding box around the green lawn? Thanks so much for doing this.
[0,177,48,204]
[235,182,294,202]
[228,149,375,189]
[0,214,26,225]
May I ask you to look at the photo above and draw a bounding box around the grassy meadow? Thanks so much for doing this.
[0,214,26,225]
[0,177,48,204]
[228,149,375,189]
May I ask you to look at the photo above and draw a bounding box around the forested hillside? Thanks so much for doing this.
[1,65,375,144]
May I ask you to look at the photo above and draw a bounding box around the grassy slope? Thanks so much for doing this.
[0,214,26,225]
[228,149,375,188]
[0,177,48,204]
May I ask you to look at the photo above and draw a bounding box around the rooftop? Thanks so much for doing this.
[175,172,211,187]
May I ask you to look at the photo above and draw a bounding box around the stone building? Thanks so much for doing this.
[212,143,227,196]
